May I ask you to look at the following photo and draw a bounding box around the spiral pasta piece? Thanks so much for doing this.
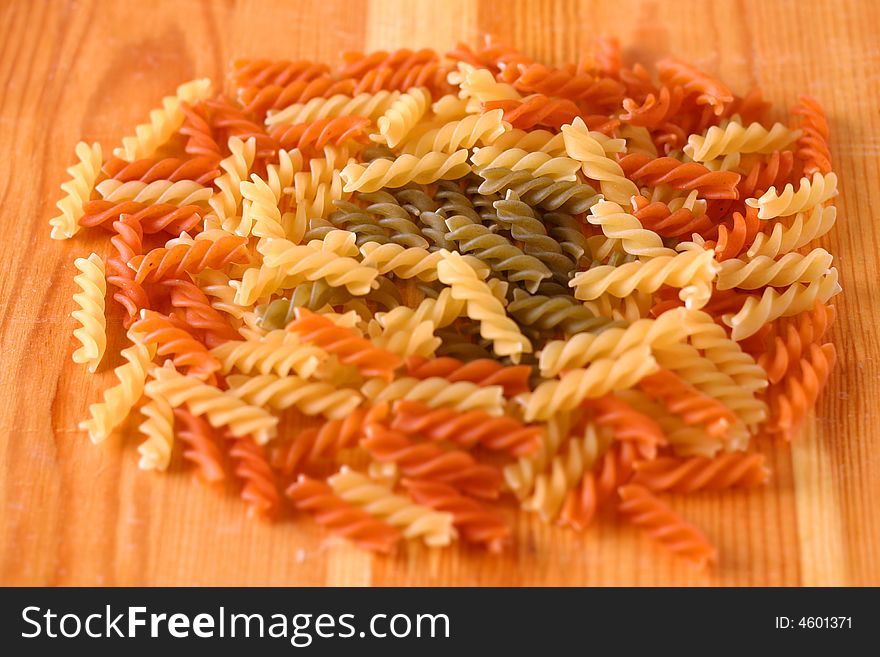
[328,467,455,547]
[404,355,531,397]
[226,373,362,420]
[358,242,444,281]
[746,172,838,220]
[70,253,107,372]
[340,150,471,192]
[562,117,639,203]
[718,248,834,290]
[764,342,836,439]
[507,288,617,336]
[637,370,737,437]
[570,248,719,309]
[50,142,103,240]
[685,120,800,162]
[361,376,505,416]
[80,200,204,235]
[131,311,221,380]
[137,385,175,471]
[211,329,325,378]
[520,346,658,422]
[632,452,769,493]
[79,331,156,443]
[287,475,400,552]
[757,302,835,384]
[145,365,278,444]
[619,484,718,569]
[373,87,431,147]
[269,115,371,153]
[723,269,841,341]
[402,478,510,552]
[287,308,402,380]
[402,109,508,156]
[113,78,212,161]
[486,128,567,156]
[437,251,532,361]
[656,57,732,116]
[793,95,832,176]
[174,408,225,484]
[483,95,580,130]
[618,153,740,200]
[391,399,541,456]
[95,179,212,209]
[267,91,401,126]
[477,168,602,214]
[209,136,256,230]
[362,422,503,500]
[538,306,691,377]
[746,205,836,260]
[226,433,281,519]
[587,199,676,258]
[132,234,249,284]
[630,194,713,238]
[471,146,580,182]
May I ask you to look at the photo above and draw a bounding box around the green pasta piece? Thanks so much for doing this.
[444,214,552,292]
[477,167,602,214]
[507,288,621,336]
[544,212,591,262]
[357,191,430,249]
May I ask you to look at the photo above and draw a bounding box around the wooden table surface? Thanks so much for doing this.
[1,0,878,586]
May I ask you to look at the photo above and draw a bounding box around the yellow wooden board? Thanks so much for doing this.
[1,0,878,586]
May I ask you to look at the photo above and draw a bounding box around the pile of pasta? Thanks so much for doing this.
[54,38,840,567]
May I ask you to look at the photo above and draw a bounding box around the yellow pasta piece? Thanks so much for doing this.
[71,253,107,373]
[50,141,102,240]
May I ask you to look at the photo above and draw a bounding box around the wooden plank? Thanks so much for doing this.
[0,0,877,586]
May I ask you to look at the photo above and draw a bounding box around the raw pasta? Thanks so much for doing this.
[52,39,843,567]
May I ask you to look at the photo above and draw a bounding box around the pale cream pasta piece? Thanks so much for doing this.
[504,413,571,500]
[569,248,719,308]
[137,383,175,471]
[616,124,658,157]
[210,329,326,378]
[587,199,677,258]
[745,172,838,220]
[50,141,102,240]
[239,150,302,240]
[519,346,658,422]
[470,146,580,182]
[653,343,767,429]
[746,205,837,259]
[723,269,842,340]
[226,373,362,420]
[538,307,692,377]
[361,377,505,415]
[79,330,156,444]
[95,179,212,207]
[368,307,440,359]
[451,62,521,111]
[400,109,509,156]
[375,87,431,148]
[145,365,278,444]
[266,91,400,127]
[113,78,212,161]
[684,120,800,162]
[717,248,834,290]
[437,251,532,361]
[358,243,444,281]
[562,116,639,203]
[340,150,471,193]
[486,128,567,156]
[71,253,107,373]
[210,136,257,231]
[328,467,456,547]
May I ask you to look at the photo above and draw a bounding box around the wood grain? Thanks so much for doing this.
[1,0,878,586]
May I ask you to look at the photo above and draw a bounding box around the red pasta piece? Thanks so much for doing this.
[230,434,282,519]
[618,153,741,200]
[710,206,762,261]
[621,86,685,128]
[404,355,531,396]
[361,423,503,500]
[79,200,203,235]
[206,97,278,158]
[656,57,734,116]
[638,370,737,438]
[509,63,626,111]
[106,214,150,321]
[131,235,250,284]
[103,156,220,185]
[131,312,221,380]
[180,102,223,162]
[630,195,717,239]
[483,96,581,131]
[584,394,667,458]
[161,279,240,348]
[390,399,542,456]
[559,441,639,530]
[764,342,836,440]
[632,452,769,493]
[402,478,511,552]
[239,76,357,117]
[793,95,833,177]
[286,308,402,381]
[287,475,400,553]
[233,59,330,90]
[737,151,795,201]
[268,116,372,154]
[618,484,718,568]
[757,303,836,384]
[174,407,226,484]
